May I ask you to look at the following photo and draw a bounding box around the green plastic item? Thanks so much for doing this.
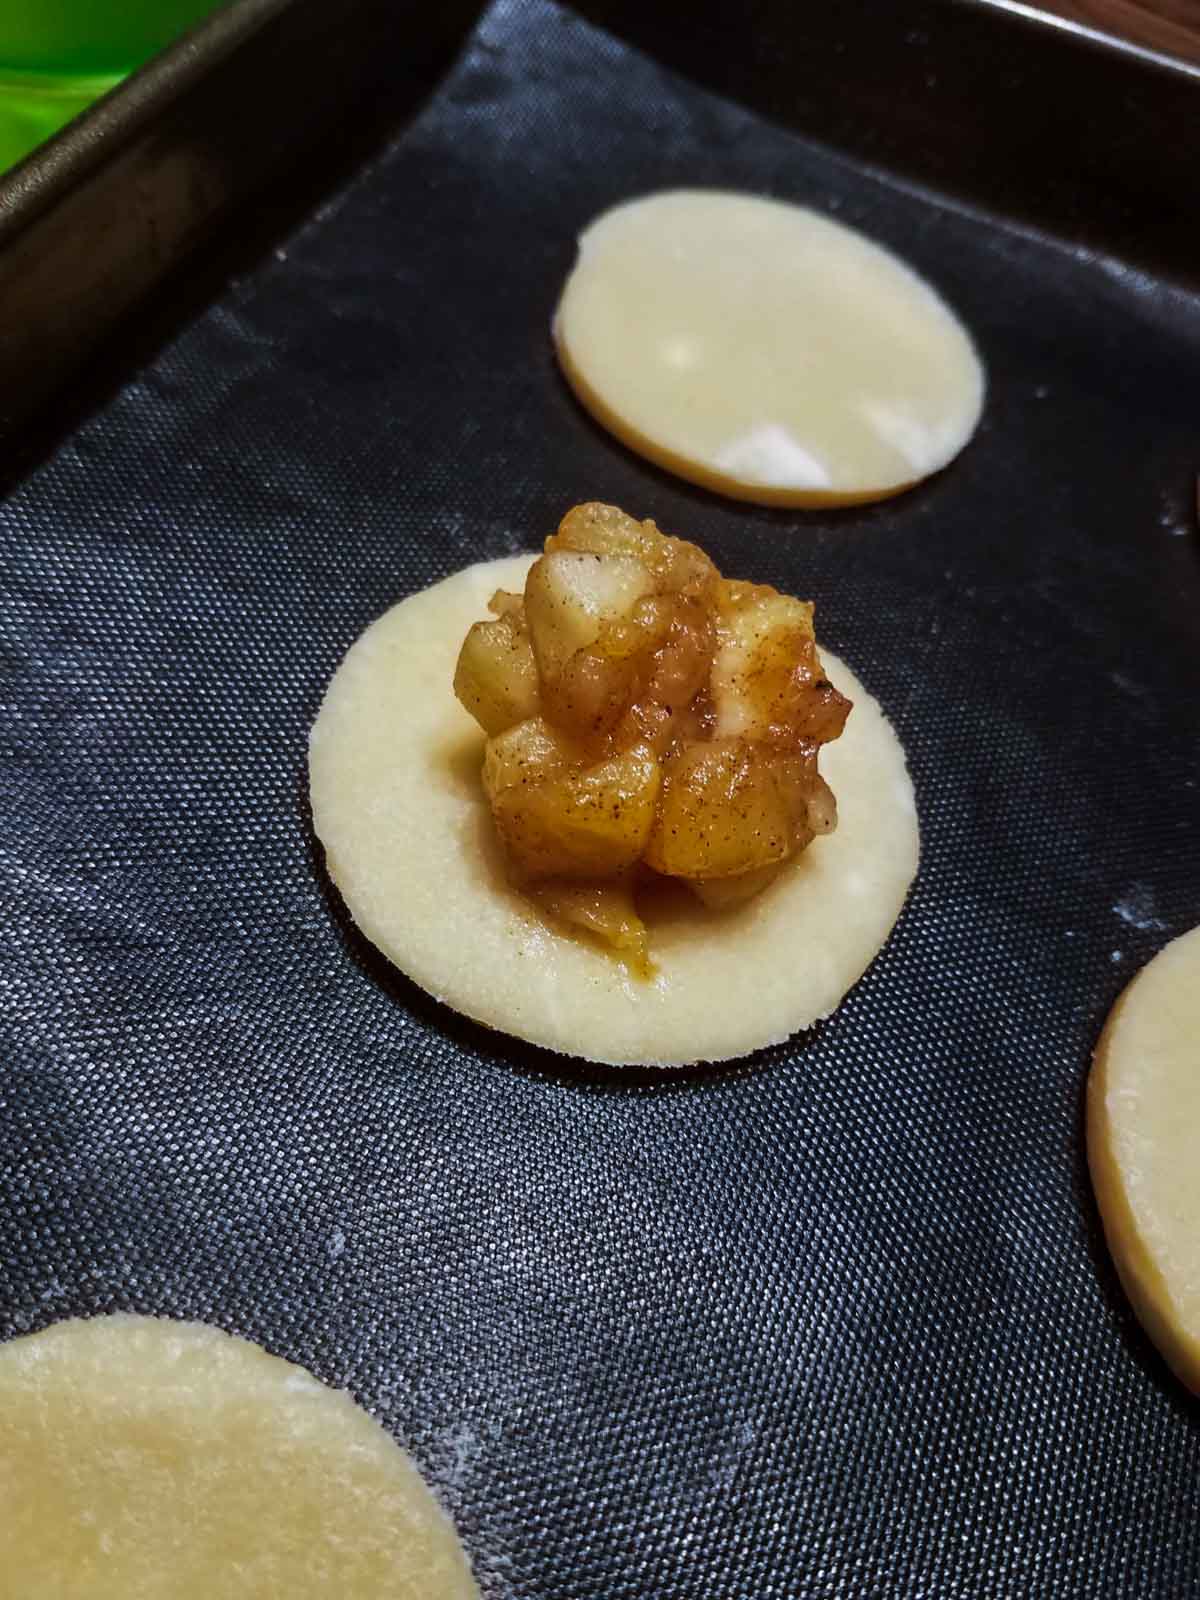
[0,0,220,172]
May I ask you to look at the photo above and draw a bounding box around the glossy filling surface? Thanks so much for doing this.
[453,504,851,972]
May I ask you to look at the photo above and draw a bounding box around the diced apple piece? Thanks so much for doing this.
[524,549,655,689]
[488,589,525,619]
[453,616,540,736]
[546,595,683,742]
[712,586,814,741]
[644,738,794,880]
[482,716,568,790]
[714,580,816,637]
[484,734,660,880]
[644,594,714,713]
[607,695,675,758]
[793,666,852,747]
[551,648,639,739]
[651,534,718,597]
[711,583,849,746]
[549,502,717,596]
[767,748,836,839]
[529,877,651,976]
[550,501,649,561]
[610,595,676,660]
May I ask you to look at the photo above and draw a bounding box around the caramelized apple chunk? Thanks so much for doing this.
[453,504,851,968]
[483,721,660,880]
[452,595,539,736]
[644,738,796,880]
[712,582,850,747]
[548,501,718,597]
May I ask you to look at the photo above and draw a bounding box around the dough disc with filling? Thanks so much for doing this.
[309,556,919,1067]
[1087,924,1200,1393]
[0,1314,479,1598]
[554,189,984,507]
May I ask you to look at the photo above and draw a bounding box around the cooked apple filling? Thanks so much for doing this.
[453,503,850,970]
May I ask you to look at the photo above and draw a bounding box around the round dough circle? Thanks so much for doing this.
[309,556,919,1067]
[1087,924,1200,1393]
[0,1314,479,1598]
[554,189,985,507]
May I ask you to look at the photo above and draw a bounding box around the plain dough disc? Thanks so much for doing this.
[1087,924,1200,1393]
[309,556,919,1067]
[0,1314,479,1598]
[554,189,985,507]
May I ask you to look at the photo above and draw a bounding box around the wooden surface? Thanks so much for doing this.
[1030,0,1200,65]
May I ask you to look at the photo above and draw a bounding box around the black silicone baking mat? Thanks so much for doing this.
[2,0,1199,1595]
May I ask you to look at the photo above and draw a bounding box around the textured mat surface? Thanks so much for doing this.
[2,2,1199,1595]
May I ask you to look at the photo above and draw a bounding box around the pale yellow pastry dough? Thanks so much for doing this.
[0,1314,479,1598]
[554,190,984,506]
[1087,924,1200,1393]
[309,556,919,1067]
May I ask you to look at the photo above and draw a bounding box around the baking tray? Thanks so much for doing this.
[0,0,483,446]
[1,1,1198,1596]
